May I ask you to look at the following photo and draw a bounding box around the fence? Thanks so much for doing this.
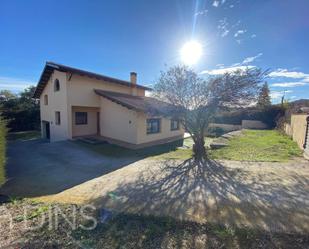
[209,120,268,132]
[284,114,309,150]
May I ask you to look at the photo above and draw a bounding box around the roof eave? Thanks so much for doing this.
[33,62,152,98]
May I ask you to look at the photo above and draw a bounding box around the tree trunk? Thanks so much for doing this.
[193,136,207,160]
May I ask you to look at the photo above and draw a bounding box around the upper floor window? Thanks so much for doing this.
[44,94,48,105]
[75,112,88,125]
[55,111,61,125]
[147,118,161,134]
[171,119,180,131]
[54,79,60,92]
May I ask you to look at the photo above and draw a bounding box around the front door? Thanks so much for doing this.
[97,112,100,134]
[45,122,50,139]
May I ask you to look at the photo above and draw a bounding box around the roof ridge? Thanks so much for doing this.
[33,62,152,98]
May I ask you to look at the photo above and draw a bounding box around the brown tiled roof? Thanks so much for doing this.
[33,62,152,98]
[94,89,175,115]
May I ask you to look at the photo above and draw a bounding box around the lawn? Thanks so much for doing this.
[145,130,301,162]
[7,130,41,141]
[76,130,301,162]
[211,129,302,162]
[0,120,7,185]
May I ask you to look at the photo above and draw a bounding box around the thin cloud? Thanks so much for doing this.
[271,82,308,88]
[0,76,35,92]
[212,0,220,7]
[269,68,309,89]
[217,18,230,37]
[251,34,257,38]
[270,90,293,100]
[242,53,263,64]
[270,91,283,100]
[200,65,255,75]
[221,30,229,37]
[269,69,309,79]
[234,30,247,37]
[194,9,208,16]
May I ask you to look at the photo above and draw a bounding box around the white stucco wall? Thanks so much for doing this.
[136,113,184,144]
[99,97,139,144]
[66,74,144,107]
[72,107,99,137]
[40,70,70,142]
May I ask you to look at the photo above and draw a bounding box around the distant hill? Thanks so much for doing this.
[289,99,309,106]
[287,99,309,113]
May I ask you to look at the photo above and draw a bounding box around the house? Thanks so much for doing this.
[33,62,184,148]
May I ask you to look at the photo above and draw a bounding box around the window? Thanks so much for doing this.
[171,119,180,131]
[54,79,60,91]
[75,112,88,125]
[147,118,161,134]
[44,94,48,105]
[55,111,61,125]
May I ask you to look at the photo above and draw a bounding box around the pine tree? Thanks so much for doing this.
[257,82,271,108]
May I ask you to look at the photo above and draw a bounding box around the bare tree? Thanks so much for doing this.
[154,65,266,160]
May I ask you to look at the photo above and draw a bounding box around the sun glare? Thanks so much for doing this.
[180,40,202,65]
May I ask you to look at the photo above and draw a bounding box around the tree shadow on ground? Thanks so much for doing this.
[94,158,309,234]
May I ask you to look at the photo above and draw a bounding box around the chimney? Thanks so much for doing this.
[130,72,137,85]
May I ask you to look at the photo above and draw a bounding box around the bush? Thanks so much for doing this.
[206,127,225,137]
[0,119,7,185]
[0,86,40,132]
[2,109,40,131]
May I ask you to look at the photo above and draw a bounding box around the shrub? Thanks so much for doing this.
[206,127,225,137]
[0,119,7,185]
[214,106,285,128]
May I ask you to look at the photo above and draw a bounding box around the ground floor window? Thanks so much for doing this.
[55,111,61,125]
[147,118,161,134]
[75,112,88,125]
[171,119,180,131]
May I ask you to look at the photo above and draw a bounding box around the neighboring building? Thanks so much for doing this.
[33,62,184,148]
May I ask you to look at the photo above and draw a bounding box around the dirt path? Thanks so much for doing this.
[38,157,309,234]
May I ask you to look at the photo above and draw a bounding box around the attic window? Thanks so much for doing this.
[54,79,60,91]
[44,94,48,105]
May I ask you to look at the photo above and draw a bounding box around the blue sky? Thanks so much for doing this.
[0,0,308,102]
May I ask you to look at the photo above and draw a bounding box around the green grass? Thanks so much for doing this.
[7,130,41,141]
[76,130,301,162]
[211,130,302,162]
[0,120,6,185]
[75,138,192,160]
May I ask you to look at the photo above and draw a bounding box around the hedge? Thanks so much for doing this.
[213,106,285,128]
